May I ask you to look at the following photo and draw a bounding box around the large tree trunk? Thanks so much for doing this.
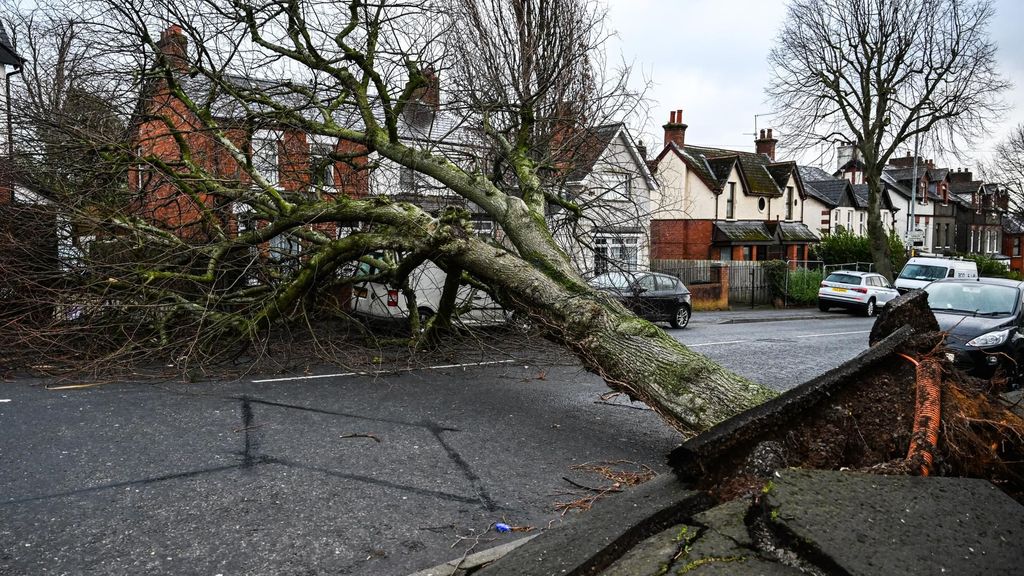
[448,236,777,435]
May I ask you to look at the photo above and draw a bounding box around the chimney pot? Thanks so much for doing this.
[663,107,688,148]
[755,126,778,161]
[156,25,188,72]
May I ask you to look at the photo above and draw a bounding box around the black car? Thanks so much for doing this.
[924,277,1024,388]
[589,271,692,329]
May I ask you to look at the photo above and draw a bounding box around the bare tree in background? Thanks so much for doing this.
[767,0,1009,279]
[0,0,775,434]
[988,124,1024,215]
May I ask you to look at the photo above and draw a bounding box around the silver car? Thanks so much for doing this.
[818,270,899,317]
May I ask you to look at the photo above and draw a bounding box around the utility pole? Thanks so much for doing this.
[908,119,921,256]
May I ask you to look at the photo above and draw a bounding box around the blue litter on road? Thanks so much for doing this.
[495,523,511,533]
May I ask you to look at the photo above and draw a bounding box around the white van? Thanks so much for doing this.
[350,255,504,325]
[894,256,978,293]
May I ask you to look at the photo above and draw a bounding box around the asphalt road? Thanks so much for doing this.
[0,310,875,575]
[670,311,876,391]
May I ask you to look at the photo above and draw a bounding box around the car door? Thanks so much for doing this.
[653,274,679,318]
[872,274,900,306]
[631,273,659,319]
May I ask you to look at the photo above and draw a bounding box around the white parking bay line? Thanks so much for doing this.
[251,359,516,383]
[687,340,749,348]
[796,330,871,338]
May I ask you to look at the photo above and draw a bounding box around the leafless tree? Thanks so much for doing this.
[986,124,1024,215]
[767,0,1009,279]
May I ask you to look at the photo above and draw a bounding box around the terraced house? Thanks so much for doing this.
[649,111,818,262]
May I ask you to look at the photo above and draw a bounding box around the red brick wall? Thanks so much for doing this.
[650,219,714,260]
[1004,233,1024,273]
[131,78,369,241]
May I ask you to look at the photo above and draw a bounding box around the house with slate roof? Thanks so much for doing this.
[548,122,657,275]
[798,164,899,239]
[837,142,1007,256]
[649,110,817,262]
[947,167,1005,255]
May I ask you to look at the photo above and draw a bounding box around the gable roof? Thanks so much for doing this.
[803,178,852,208]
[798,165,835,182]
[851,183,897,212]
[686,145,783,197]
[563,123,656,190]
[564,123,621,182]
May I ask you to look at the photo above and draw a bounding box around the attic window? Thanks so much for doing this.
[604,173,632,202]
[758,197,766,212]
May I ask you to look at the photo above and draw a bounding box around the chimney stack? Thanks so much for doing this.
[755,127,778,160]
[156,25,188,72]
[663,109,688,148]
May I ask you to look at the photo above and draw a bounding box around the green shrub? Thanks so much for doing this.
[786,268,824,304]
[812,228,907,273]
[761,259,823,305]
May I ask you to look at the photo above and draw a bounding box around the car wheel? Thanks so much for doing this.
[415,307,435,329]
[862,298,876,317]
[818,301,829,312]
[670,305,690,329]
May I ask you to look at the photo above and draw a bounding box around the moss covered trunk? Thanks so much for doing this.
[447,235,777,435]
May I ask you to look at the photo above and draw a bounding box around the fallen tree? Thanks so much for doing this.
[0,0,774,434]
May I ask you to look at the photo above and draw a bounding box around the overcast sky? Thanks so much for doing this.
[604,0,1024,173]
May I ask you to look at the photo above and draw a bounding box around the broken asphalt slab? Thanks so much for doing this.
[469,469,1024,575]
[763,469,1024,575]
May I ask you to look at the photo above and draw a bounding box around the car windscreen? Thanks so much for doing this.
[925,283,1020,316]
[824,273,862,285]
[590,272,632,289]
[899,264,948,281]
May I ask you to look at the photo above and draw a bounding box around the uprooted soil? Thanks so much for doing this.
[693,346,1024,504]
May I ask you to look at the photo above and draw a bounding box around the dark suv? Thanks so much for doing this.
[924,277,1024,388]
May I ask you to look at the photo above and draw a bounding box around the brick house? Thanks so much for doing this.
[129,26,368,254]
[649,110,818,262]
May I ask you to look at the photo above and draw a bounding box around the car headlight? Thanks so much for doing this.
[966,329,1011,348]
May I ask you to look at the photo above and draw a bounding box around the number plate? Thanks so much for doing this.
[832,287,847,293]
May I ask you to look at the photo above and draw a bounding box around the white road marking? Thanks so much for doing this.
[0,399,10,403]
[251,359,516,383]
[684,329,870,348]
[687,340,749,347]
[796,330,871,338]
